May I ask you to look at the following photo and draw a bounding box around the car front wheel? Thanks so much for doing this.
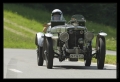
[97,37,106,69]
[44,37,54,69]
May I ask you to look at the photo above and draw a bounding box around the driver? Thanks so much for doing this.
[42,9,63,33]
[70,17,79,26]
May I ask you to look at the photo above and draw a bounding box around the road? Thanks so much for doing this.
[3,48,117,78]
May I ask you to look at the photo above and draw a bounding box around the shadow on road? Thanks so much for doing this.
[53,65,116,70]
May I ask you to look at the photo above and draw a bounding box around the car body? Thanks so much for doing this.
[35,14,107,69]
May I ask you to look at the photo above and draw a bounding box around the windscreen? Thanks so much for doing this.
[71,14,86,21]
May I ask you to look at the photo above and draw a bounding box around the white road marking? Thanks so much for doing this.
[9,69,23,73]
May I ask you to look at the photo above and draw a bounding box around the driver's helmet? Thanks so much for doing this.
[51,9,63,21]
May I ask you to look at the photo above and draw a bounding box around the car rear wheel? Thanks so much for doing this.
[84,42,92,66]
[37,46,44,66]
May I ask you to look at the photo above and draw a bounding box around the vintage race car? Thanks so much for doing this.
[35,14,107,69]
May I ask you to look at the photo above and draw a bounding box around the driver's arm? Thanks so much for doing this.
[42,23,51,33]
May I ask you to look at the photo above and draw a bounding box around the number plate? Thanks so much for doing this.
[70,54,84,58]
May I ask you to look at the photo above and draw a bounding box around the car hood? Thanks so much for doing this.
[50,25,86,33]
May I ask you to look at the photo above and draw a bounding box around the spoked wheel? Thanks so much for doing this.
[84,42,92,66]
[44,37,54,69]
[97,36,106,69]
[37,46,44,66]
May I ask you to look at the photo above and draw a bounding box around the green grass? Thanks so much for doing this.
[86,21,116,51]
[4,21,35,37]
[4,10,43,32]
[79,55,116,65]
[3,3,116,51]
[4,29,36,49]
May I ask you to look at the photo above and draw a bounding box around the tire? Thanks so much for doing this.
[97,37,106,69]
[37,46,44,66]
[84,42,92,66]
[44,37,54,69]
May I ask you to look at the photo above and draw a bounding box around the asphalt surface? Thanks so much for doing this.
[3,48,116,79]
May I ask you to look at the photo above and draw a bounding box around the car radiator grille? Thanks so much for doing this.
[68,30,84,49]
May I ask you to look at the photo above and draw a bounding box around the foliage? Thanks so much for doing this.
[21,3,117,27]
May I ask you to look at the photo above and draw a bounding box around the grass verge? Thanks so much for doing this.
[79,55,116,65]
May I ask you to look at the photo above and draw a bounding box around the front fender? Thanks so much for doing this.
[98,32,107,37]
[45,33,53,37]
[35,32,44,47]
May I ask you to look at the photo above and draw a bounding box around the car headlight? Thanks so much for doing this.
[80,30,84,34]
[85,31,94,41]
[59,32,69,42]
[69,29,73,34]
